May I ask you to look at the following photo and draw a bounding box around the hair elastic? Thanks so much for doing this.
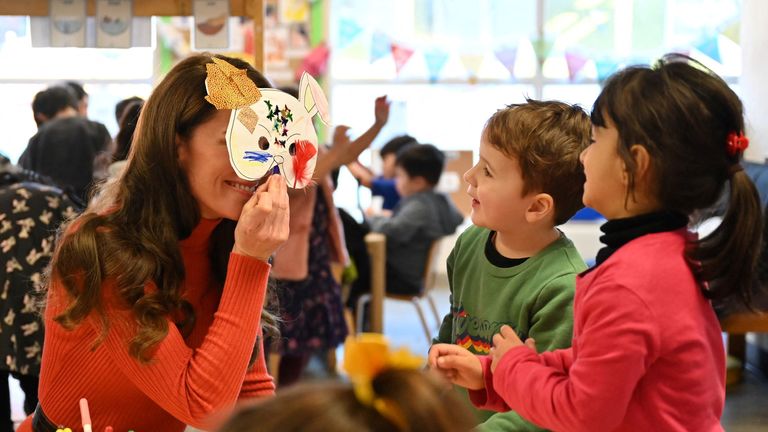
[343,333,425,430]
[728,163,744,176]
[726,132,749,157]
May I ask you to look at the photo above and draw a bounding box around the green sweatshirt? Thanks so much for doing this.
[434,225,586,431]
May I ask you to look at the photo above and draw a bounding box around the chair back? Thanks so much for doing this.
[422,238,442,295]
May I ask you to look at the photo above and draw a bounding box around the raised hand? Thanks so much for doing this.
[232,174,290,262]
[373,95,390,127]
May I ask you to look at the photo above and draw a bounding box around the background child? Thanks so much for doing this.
[430,100,591,431]
[368,144,463,296]
[431,54,763,431]
[270,93,390,387]
[347,134,418,213]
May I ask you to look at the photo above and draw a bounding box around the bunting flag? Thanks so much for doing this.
[695,36,721,63]
[424,48,449,83]
[721,21,740,44]
[494,46,518,76]
[595,59,617,83]
[342,34,367,60]
[370,31,391,62]
[391,42,414,74]
[565,51,588,81]
[295,42,330,81]
[532,38,554,64]
[460,53,484,80]
[337,17,362,49]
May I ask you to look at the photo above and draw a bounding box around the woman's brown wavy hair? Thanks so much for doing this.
[50,53,278,362]
[592,53,763,309]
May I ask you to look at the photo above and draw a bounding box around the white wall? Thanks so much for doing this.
[740,0,768,352]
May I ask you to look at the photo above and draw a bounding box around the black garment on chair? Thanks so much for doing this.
[338,208,371,309]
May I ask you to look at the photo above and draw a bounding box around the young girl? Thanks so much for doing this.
[429,54,762,431]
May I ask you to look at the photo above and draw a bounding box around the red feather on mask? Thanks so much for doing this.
[292,139,317,188]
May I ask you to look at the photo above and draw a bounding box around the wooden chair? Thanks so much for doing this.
[720,311,768,387]
[356,235,444,343]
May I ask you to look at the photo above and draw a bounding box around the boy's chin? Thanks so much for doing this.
[469,213,488,228]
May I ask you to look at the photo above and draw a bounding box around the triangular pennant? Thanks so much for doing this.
[460,54,484,79]
[343,34,368,60]
[337,18,363,49]
[595,59,617,83]
[370,31,391,62]
[391,42,414,74]
[532,38,554,64]
[721,21,740,44]
[695,36,721,63]
[294,42,330,81]
[494,46,518,76]
[565,51,588,81]
[423,48,449,83]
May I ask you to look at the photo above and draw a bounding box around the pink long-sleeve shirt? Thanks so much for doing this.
[470,230,725,431]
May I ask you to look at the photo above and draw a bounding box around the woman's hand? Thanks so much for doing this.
[233,174,290,261]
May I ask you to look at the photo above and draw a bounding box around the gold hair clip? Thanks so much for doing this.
[204,57,262,110]
[343,333,425,430]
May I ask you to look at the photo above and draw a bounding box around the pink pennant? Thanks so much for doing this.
[391,43,415,74]
[295,43,330,81]
[565,51,588,81]
[494,47,518,75]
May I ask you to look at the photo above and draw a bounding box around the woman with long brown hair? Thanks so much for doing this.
[18,53,289,432]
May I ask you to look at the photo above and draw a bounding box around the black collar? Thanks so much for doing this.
[594,211,688,267]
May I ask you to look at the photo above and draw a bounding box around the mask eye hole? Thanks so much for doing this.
[259,136,270,150]
[289,143,296,156]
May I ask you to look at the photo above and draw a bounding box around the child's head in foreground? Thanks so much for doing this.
[219,333,475,432]
[584,53,761,306]
[464,99,591,232]
[219,369,473,432]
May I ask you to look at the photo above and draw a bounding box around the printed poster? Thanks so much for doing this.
[193,0,230,50]
[49,0,86,47]
[96,0,132,48]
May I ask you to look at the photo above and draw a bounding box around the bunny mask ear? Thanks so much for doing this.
[205,59,327,189]
[299,72,331,125]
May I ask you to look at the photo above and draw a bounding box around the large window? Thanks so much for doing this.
[328,0,742,212]
[0,16,154,163]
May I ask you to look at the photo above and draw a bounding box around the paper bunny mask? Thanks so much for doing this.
[204,57,329,189]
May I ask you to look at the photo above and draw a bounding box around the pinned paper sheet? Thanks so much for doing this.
[193,0,230,49]
[206,64,329,189]
[96,0,132,48]
[50,0,86,47]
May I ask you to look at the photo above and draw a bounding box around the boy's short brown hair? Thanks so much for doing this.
[483,99,591,225]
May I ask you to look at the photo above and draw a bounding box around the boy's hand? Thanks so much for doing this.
[373,95,390,127]
[490,325,536,373]
[428,344,485,390]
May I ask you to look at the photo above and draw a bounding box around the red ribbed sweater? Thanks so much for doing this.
[18,218,275,432]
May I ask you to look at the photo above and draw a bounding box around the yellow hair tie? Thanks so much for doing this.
[343,333,425,430]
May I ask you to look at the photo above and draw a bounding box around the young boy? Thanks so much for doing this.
[347,135,418,212]
[431,100,591,431]
[369,144,464,295]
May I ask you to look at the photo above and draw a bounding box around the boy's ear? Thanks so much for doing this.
[525,192,554,223]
